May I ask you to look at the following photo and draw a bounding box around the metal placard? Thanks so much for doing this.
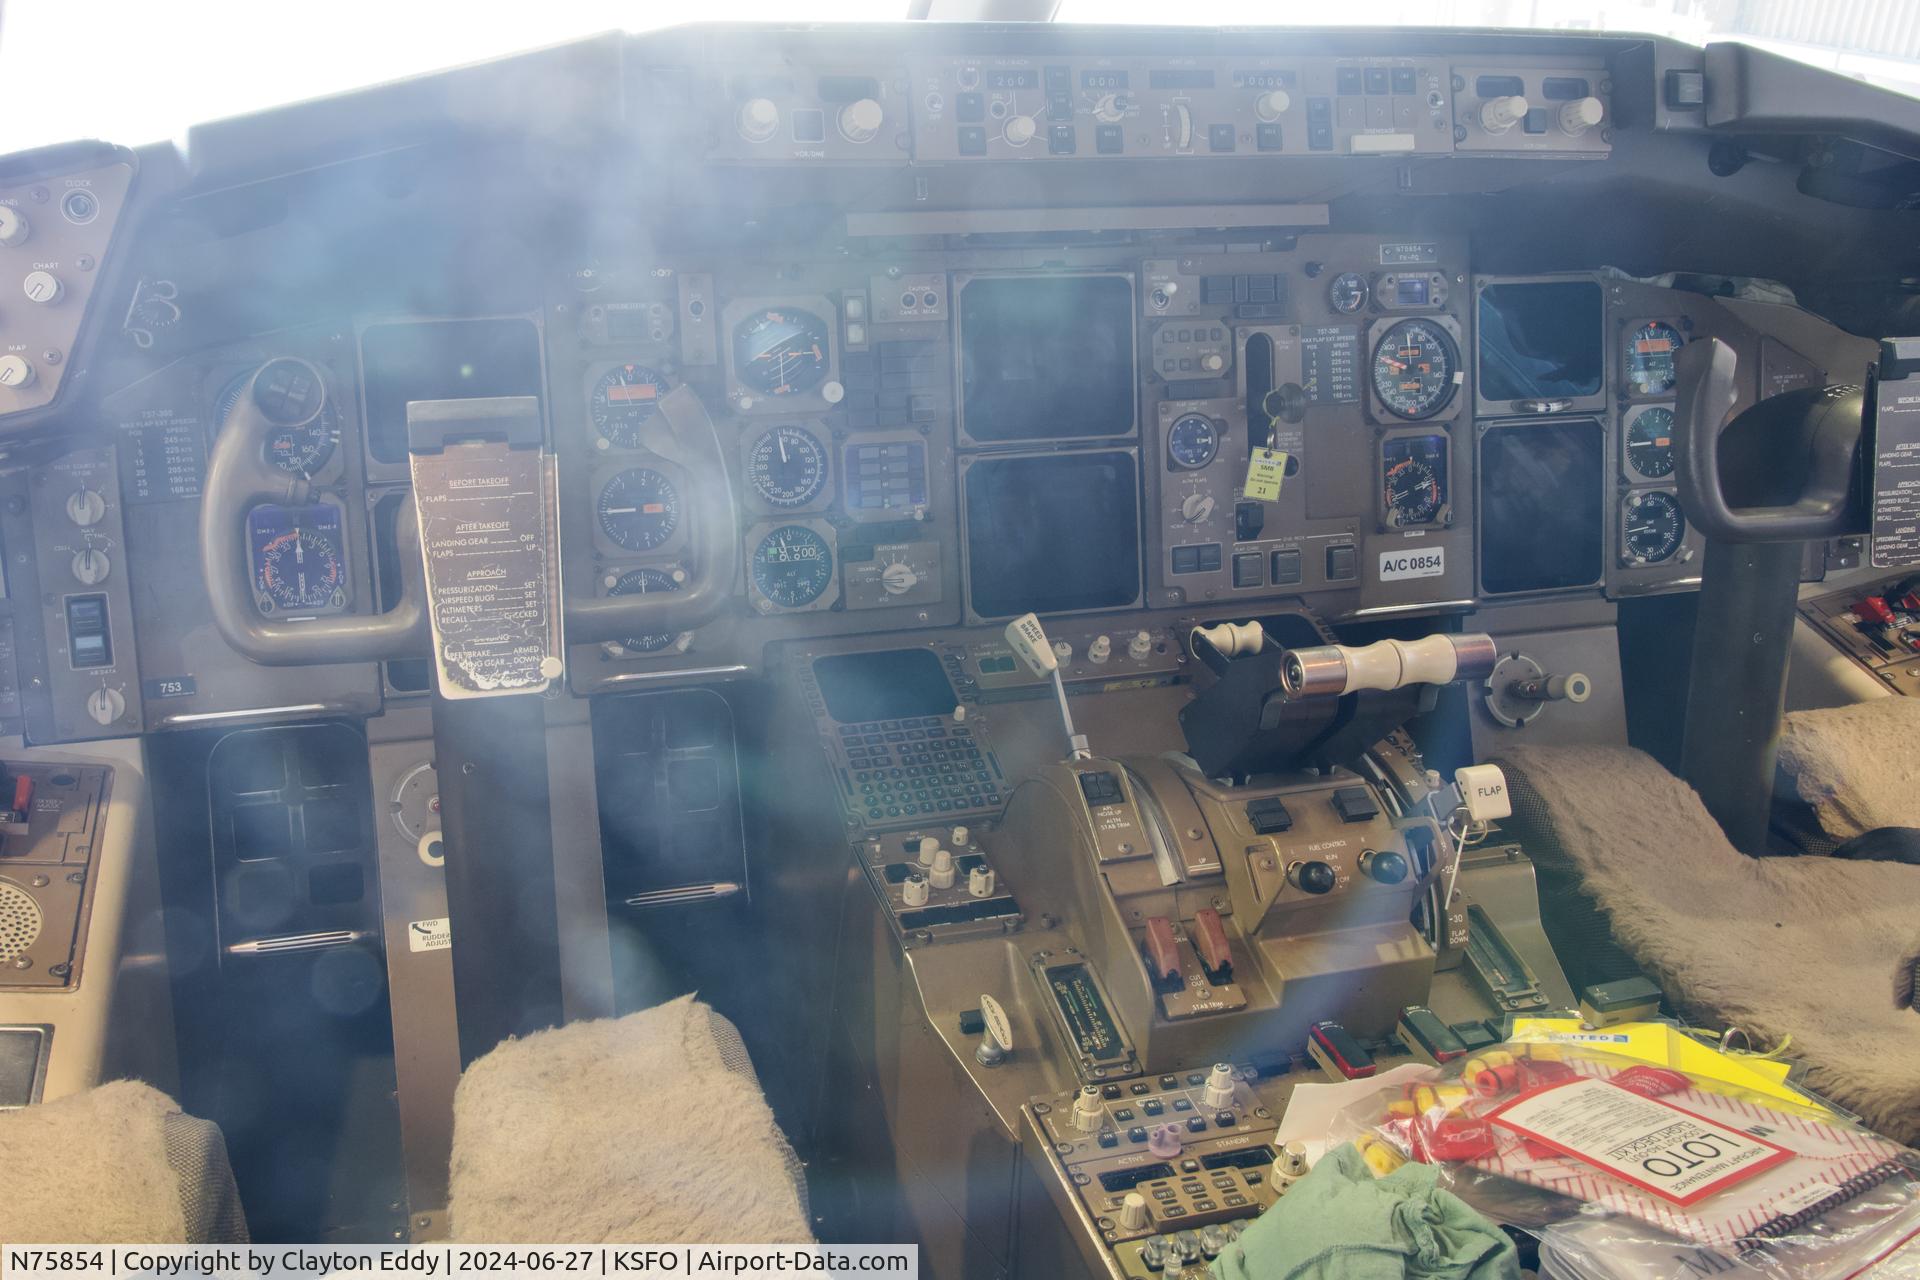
[408,398,565,697]
[1872,338,1920,569]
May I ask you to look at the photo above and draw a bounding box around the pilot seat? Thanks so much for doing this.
[1491,744,1920,1141]
[0,1081,248,1243]
[448,996,812,1242]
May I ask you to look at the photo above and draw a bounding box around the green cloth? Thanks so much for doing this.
[1211,1143,1520,1280]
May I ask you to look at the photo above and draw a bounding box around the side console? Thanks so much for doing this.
[0,763,113,991]
[1026,1066,1279,1277]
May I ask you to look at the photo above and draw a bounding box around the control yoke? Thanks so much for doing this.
[200,358,430,665]
[200,358,739,664]
[1674,337,1868,543]
[1670,337,1873,853]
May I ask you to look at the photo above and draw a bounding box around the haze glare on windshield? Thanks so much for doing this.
[2,0,1916,153]
[0,0,901,153]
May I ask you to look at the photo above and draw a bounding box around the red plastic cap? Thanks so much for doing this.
[1192,907,1232,975]
[1143,916,1181,982]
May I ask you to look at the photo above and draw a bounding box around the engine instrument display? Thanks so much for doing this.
[590,363,670,446]
[1327,272,1370,315]
[1625,406,1677,478]
[733,308,831,398]
[1622,490,1687,564]
[958,274,1136,443]
[1372,320,1460,420]
[1166,414,1220,470]
[215,372,342,475]
[746,424,829,508]
[606,567,682,654]
[750,524,836,609]
[1479,419,1605,594]
[247,503,348,615]
[597,467,682,551]
[1625,321,1686,396]
[1382,434,1450,527]
[964,450,1140,619]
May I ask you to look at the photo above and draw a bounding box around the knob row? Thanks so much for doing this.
[738,98,886,145]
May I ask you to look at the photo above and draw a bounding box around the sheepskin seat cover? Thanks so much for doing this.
[1495,746,1920,1142]
[1778,699,1920,840]
[0,1080,247,1243]
[449,996,812,1242]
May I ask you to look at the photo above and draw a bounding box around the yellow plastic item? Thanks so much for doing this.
[1508,1018,1812,1109]
[1353,1133,1407,1177]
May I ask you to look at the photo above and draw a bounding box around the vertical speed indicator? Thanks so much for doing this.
[1625,406,1677,478]
[597,468,681,551]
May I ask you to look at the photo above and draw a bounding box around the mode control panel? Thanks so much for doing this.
[0,158,135,419]
[911,56,1457,162]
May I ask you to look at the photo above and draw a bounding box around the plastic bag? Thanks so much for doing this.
[1323,1035,1920,1279]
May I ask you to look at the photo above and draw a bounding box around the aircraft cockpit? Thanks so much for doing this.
[2,6,1920,1277]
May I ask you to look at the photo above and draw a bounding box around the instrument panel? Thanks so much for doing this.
[548,240,1809,695]
[0,25,1859,737]
[0,224,1824,737]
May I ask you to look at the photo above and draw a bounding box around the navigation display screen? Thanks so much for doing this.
[1479,419,1605,594]
[1477,281,1604,403]
[964,450,1140,618]
[959,275,1135,442]
[813,649,957,724]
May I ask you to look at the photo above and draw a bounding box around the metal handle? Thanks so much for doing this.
[1674,337,1865,542]
[199,358,430,665]
[565,383,738,643]
[1281,633,1498,699]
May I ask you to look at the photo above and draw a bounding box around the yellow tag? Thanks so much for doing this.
[1244,448,1290,502]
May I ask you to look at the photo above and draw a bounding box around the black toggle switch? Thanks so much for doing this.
[1235,501,1265,542]
[1364,850,1409,884]
[1291,860,1336,894]
[1078,771,1125,807]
